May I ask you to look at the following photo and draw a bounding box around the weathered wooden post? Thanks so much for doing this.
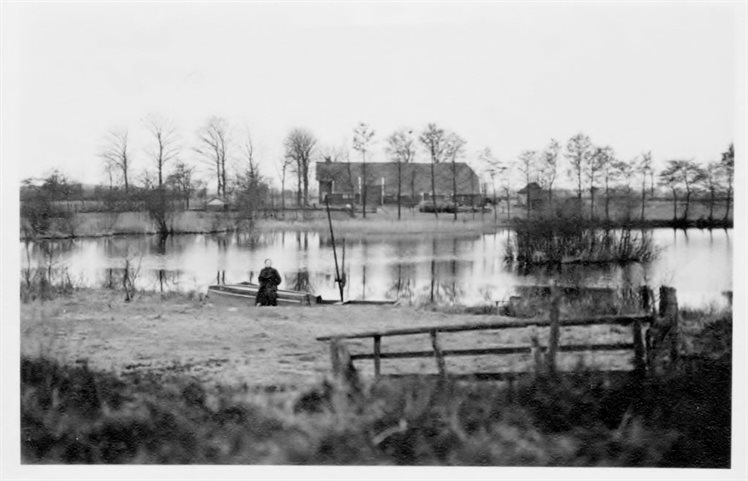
[329,337,360,392]
[430,329,447,378]
[329,338,343,378]
[632,316,646,377]
[530,334,545,376]
[659,286,680,367]
[546,286,561,375]
[640,286,653,312]
[373,335,382,377]
[633,285,652,376]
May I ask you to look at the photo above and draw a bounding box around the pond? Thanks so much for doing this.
[21,228,732,308]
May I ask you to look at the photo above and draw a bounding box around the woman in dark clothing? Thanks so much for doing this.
[256,258,282,306]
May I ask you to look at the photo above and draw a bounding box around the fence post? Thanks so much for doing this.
[373,335,382,377]
[329,338,343,378]
[635,285,652,375]
[531,334,545,377]
[430,330,447,377]
[632,316,646,377]
[658,286,680,367]
[546,287,561,375]
[639,285,654,314]
[329,338,360,389]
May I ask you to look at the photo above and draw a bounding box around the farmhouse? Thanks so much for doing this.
[315,161,482,206]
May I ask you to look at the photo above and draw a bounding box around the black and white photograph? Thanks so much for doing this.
[1,1,746,479]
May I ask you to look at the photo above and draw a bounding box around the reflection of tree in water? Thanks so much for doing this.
[287,269,312,293]
[386,262,416,303]
[154,269,182,293]
[420,238,465,305]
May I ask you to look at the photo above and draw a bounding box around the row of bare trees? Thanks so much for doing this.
[491,132,734,224]
[94,115,276,239]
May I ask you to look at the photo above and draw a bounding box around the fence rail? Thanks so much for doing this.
[316,314,652,341]
[317,285,678,381]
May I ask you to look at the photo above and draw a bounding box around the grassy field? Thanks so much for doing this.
[19,287,732,465]
[20,288,671,388]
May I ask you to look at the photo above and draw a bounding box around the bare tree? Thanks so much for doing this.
[659,159,705,221]
[538,138,560,204]
[600,155,631,223]
[499,160,515,221]
[588,146,612,220]
[479,147,500,222]
[419,123,447,218]
[99,129,131,193]
[637,151,653,221]
[236,132,267,223]
[242,129,260,183]
[517,150,536,219]
[680,160,706,222]
[565,132,593,205]
[352,122,375,218]
[166,161,196,209]
[143,115,180,239]
[195,117,230,202]
[444,132,466,221]
[385,129,416,220]
[284,128,316,208]
[701,160,722,222]
[721,143,734,222]
[275,155,294,212]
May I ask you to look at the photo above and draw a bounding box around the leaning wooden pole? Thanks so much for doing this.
[325,197,345,302]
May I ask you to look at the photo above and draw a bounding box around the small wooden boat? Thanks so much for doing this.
[207,283,319,306]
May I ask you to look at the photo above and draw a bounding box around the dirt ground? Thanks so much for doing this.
[21,289,637,389]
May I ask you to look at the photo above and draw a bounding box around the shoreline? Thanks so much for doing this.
[19,210,734,242]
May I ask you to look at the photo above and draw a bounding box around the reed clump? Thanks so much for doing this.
[505,215,657,268]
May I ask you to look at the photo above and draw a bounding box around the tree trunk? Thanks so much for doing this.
[525,185,530,220]
[430,158,438,219]
[604,178,610,223]
[492,185,497,223]
[640,177,646,222]
[709,187,715,222]
[452,158,458,221]
[671,188,677,220]
[589,187,595,220]
[683,187,691,221]
[505,190,511,221]
[397,163,402,221]
[723,186,732,222]
[281,168,286,212]
[362,152,367,219]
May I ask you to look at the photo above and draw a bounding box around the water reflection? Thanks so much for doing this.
[20,228,732,308]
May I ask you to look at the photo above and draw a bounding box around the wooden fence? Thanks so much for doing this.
[317,285,680,382]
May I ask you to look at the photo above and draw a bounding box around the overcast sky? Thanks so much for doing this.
[2,1,740,188]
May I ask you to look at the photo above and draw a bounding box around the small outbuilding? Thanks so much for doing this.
[205,197,228,212]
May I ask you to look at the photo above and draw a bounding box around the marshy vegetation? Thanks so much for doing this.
[504,214,657,269]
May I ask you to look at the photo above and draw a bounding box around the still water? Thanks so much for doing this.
[22,228,732,308]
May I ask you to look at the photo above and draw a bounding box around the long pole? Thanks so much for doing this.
[325,197,344,302]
